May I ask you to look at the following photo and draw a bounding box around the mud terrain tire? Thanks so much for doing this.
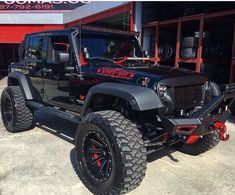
[1,86,35,133]
[74,110,147,194]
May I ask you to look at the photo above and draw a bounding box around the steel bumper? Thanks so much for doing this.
[161,83,235,136]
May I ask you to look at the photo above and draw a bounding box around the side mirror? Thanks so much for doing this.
[54,51,70,64]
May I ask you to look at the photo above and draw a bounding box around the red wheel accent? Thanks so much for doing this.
[92,145,102,167]
[83,132,112,180]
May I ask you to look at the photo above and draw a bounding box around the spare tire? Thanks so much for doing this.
[181,37,198,48]
[159,44,174,59]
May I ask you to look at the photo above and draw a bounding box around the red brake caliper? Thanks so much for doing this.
[92,145,102,167]
[214,122,230,141]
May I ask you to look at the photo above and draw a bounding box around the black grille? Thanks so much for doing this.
[174,85,203,109]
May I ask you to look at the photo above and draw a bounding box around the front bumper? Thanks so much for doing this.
[161,83,235,136]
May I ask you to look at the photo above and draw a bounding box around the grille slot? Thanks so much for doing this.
[174,85,202,109]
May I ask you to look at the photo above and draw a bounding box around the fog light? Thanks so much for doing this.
[158,85,167,97]
[185,134,200,144]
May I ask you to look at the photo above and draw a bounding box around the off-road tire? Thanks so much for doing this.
[174,131,220,156]
[181,37,198,48]
[74,110,147,195]
[1,86,35,133]
[180,48,197,58]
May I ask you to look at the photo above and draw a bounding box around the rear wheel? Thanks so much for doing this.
[174,131,220,156]
[1,86,35,133]
[74,110,147,194]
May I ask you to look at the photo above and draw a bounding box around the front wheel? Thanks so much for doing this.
[74,110,147,194]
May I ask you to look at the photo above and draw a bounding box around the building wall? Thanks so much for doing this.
[0,2,129,44]
[0,25,64,43]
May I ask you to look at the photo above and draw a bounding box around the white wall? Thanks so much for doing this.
[63,1,128,24]
[0,1,128,25]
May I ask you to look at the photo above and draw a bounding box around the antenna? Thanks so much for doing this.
[79,19,82,56]
[123,4,126,31]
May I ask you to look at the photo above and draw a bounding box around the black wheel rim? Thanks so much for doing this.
[3,98,13,123]
[83,131,112,181]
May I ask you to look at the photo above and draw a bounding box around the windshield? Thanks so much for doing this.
[78,33,143,62]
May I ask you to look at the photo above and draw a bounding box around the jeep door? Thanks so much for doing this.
[25,34,45,100]
[69,32,104,104]
[43,34,75,109]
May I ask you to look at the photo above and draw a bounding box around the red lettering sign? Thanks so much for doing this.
[97,68,135,80]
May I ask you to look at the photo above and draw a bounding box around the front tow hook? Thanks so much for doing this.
[214,122,230,141]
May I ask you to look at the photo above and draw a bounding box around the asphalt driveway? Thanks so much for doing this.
[0,77,234,195]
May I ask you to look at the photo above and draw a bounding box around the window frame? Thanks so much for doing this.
[46,34,74,66]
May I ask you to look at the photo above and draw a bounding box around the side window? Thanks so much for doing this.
[47,35,73,65]
[26,36,43,66]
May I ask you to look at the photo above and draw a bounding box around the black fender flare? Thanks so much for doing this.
[7,72,34,100]
[81,82,163,117]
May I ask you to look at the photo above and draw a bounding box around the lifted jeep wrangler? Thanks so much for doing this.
[1,26,234,194]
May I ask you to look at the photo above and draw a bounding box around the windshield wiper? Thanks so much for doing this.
[126,57,150,61]
[115,56,150,64]
[88,56,125,68]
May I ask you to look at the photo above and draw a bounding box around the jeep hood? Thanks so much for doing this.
[128,65,208,86]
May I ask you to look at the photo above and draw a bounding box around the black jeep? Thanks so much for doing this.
[1,26,234,194]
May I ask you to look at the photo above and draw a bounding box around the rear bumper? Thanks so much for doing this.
[161,83,235,136]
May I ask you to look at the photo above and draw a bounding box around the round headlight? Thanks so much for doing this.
[158,85,167,97]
